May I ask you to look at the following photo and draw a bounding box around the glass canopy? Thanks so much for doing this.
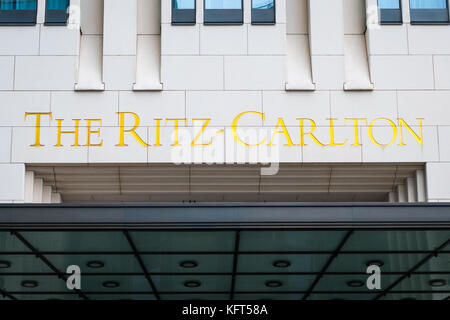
[0,203,449,300]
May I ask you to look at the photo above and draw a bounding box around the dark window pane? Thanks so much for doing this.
[172,0,196,24]
[378,0,403,24]
[204,0,243,25]
[0,0,37,25]
[45,0,70,25]
[410,0,449,24]
[252,0,275,24]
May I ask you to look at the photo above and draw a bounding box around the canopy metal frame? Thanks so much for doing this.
[0,203,449,300]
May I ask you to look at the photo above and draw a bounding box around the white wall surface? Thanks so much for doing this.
[426,163,450,201]
[0,164,25,201]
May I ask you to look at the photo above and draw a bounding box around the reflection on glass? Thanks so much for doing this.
[0,0,37,10]
[205,0,242,9]
[378,0,401,8]
[46,0,70,10]
[252,0,274,9]
[174,0,195,9]
[410,0,447,8]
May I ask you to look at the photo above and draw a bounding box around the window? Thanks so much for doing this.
[378,0,402,24]
[252,0,275,24]
[410,0,449,24]
[172,0,196,25]
[45,0,70,25]
[0,0,37,25]
[204,0,243,25]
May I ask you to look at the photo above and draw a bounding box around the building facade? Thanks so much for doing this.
[0,0,450,204]
[0,0,449,301]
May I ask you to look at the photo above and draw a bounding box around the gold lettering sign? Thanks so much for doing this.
[23,112,425,148]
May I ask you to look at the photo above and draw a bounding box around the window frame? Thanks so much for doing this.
[44,0,70,26]
[378,0,403,24]
[409,0,450,24]
[204,0,244,25]
[0,0,37,26]
[251,0,276,25]
[172,0,196,25]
